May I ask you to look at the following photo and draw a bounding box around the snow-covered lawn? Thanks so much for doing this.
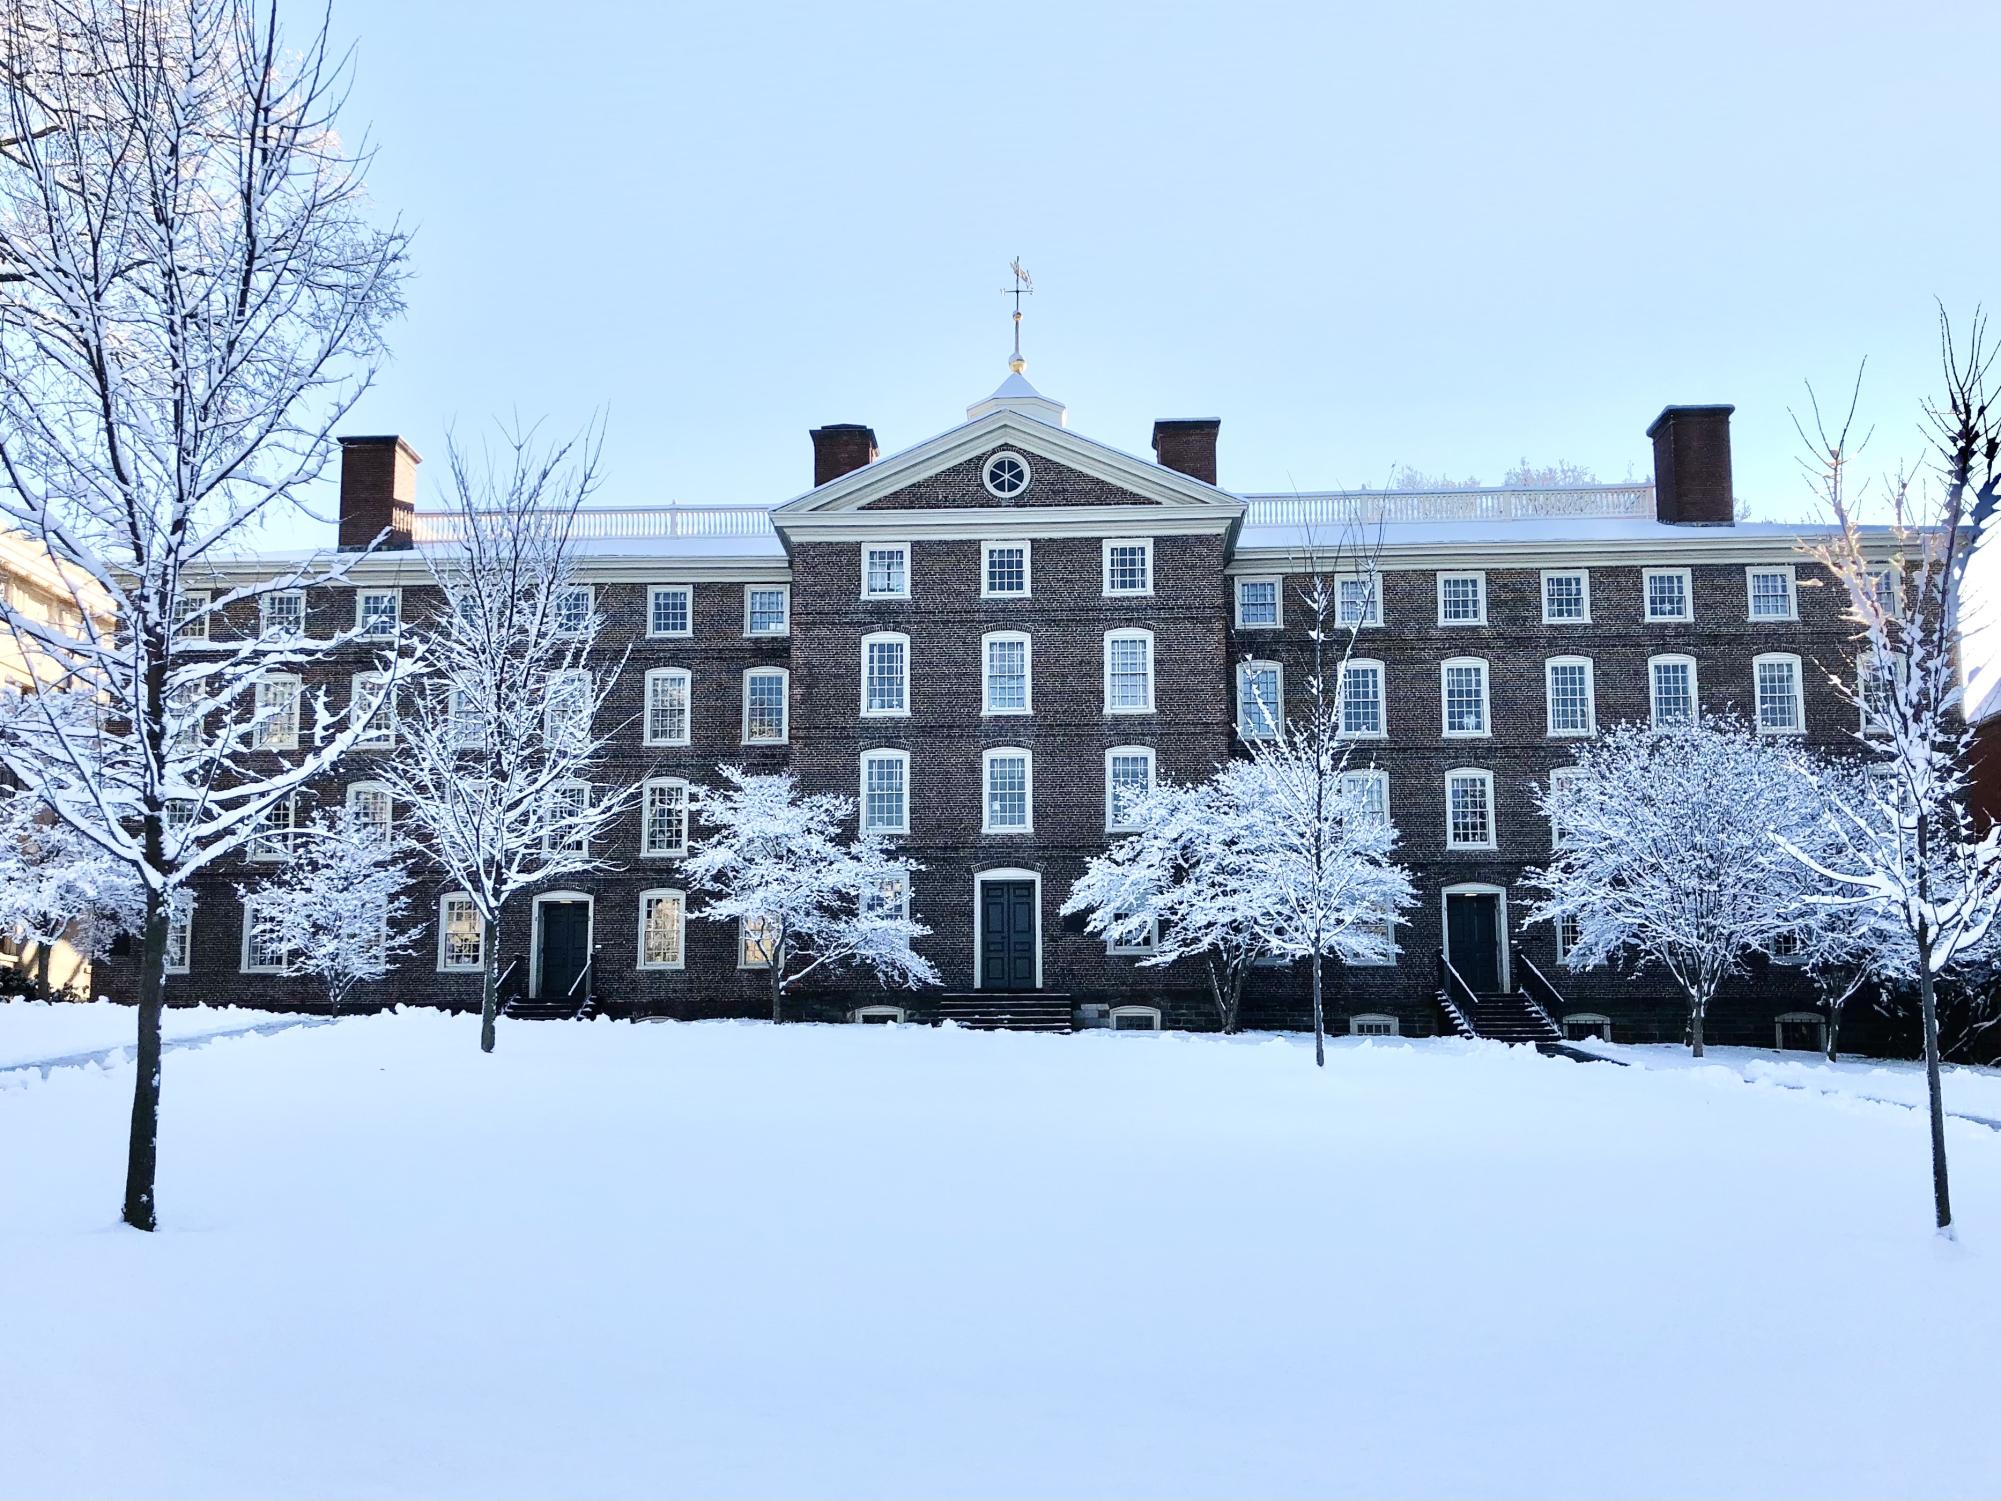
[3,1015,1998,1499]
[0,999,317,1072]
[1574,1039,2001,1122]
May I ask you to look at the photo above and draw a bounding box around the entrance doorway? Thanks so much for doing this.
[977,875,1038,992]
[534,897,592,1000]
[1443,888,1505,993]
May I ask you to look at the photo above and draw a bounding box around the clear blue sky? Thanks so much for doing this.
[286,0,1996,545]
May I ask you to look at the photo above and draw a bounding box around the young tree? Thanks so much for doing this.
[0,0,408,1229]
[379,430,634,1054]
[1525,717,1830,1057]
[684,766,938,1022]
[238,806,422,1012]
[1778,312,2001,1233]
[0,782,144,995]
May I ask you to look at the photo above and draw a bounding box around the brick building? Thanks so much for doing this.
[105,361,1895,1047]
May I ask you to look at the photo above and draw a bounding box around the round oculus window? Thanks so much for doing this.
[982,450,1031,499]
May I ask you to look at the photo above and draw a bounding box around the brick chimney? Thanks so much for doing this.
[1647,405,1735,526]
[810,424,878,488]
[337,435,420,551]
[1152,419,1221,487]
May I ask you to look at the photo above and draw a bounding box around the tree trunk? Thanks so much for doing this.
[33,942,54,998]
[1687,993,1705,1058]
[1918,963,1954,1234]
[121,890,168,1232]
[1311,954,1325,1067]
[1826,1002,1842,1064]
[770,968,783,1025]
[478,915,498,1054]
[1225,966,1245,1035]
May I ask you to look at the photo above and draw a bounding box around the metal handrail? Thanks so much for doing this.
[1512,947,1566,1035]
[1435,950,1482,1038]
[496,955,522,997]
[566,952,594,1017]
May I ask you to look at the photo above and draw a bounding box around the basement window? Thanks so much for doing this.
[1562,1013,1611,1042]
[853,1005,906,1025]
[1349,1013,1399,1037]
[1108,1005,1161,1032]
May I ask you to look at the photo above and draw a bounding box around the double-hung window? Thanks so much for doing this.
[644,668,691,746]
[347,781,393,835]
[648,585,693,638]
[861,632,909,717]
[249,793,295,861]
[544,780,591,855]
[352,672,395,748]
[1105,746,1156,832]
[1103,539,1153,596]
[355,588,401,639]
[1546,765,1583,849]
[983,748,1032,833]
[740,916,780,970]
[239,896,289,974]
[1437,572,1486,625]
[542,669,591,749]
[864,871,910,922]
[637,890,686,970]
[1541,569,1590,623]
[553,585,593,636]
[1544,657,1595,737]
[1236,660,1283,740]
[745,584,790,637]
[447,686,486,750]
[438,894,484,972]
[1340,767,1389,825]
[1445,769,1497,850]
[1859,651,1895,735]
[1235,577,1281,629]
[982,541,1031,598]
[1643,568,1692,623]
[261,591,305,637]
[172,590,210,642]
[1754,653,1804,734]
[1335,572,1383,627]
[1746,565,1797,621]
[640,778,690,858]
[742,668,789,743]
[1338,659,1386,738]
[1104,629,1155,714]
[862,543,910,599]
[253,673,301,750]
[860,750,908,835]
[164,898,193,975]
[1440,657,1490,737]
[1648,654,1698,727]
[982,632,1031,715]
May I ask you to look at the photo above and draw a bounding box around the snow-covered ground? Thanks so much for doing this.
[3,1015,1998,1499]
[0,999,316,1073]
[1572,1038,2001,1122]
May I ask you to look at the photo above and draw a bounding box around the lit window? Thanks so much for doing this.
[1437,572,1486,625]
[1340,768,1389,824]
[542,669,591,748]
[249,794,296,861]
[261,591,305,637]
[1338,660,1385,738]
[648,585,692,638]
[644,668,691,746]
[1648,656,1697,727]
[1335,573,1383,627]
[172,590,210,642]
[1441,658,1490,736]
[553,585,593,636]
[984,748,1032,832]
[239,896,289,974]
[1105,747,1156,832]
[355,588,401,639]
[543,781,590,855]
[253,674,301,750]
[982,541,1030,598]
[352,672,395,748]
[1643,568,1691,623]
[1237,660,1283,740]
[1544,658,1595,736]
[1350,1013,1400,1036]
[346,781,392,834]
[439,894,484,971]
[861,750,908,835]
[638,890,686,970]
[1103,539,1153,596]
[864,872,910,921]
[743,668,789,743]
[740,915,779,969]
[1747,566,1796,621]
[862,543,910,599]
[641,778,689,857]
[745,585,790,636]
[1446,769,1496,849]
[1236,577,1281,629]
[982,451,1031,499]
[1542,570,1589,623]
[1754,653,1804,735]
[1104,630,1155,713]
[983,633,1031,714]
[861,633,909,716]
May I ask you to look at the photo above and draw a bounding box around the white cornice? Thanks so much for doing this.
[188,553,791,587]
[1227,532,1901,572]
[780,503,1241,545]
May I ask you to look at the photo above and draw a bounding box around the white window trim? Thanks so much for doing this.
[982,450,1032,500]
[1775,1011,1827,1051]
[1563,1011,1612,1040]
[1546,765,1583,849]
[1439,656,1492,739]
[1444,767,1498,851]
[260,590,305,636]
[354,586,402,639]
[1234,575,1283,630]
[1106,915,1159,956]
[1745,564,1799,622]
[1236,659,1284,741]
[1642,567,1693,623]
[980,539,1033,599]
[1753,651,1806,736]
[1340,767,1390,826]
[173,589,211,642]
[1103,628,1156,715]
[351,671,395,748]
[643,667,693,747]
[981,631,1034,716]
[1336,657,1388,740]
[853,1005,907,1024]
[1858,652,1894,738]
[1107,1003,1160,1032]
[246,793,296,864]
[164,902,192,976]
[743,583,791,637]
[345,780,393,831]
[859,630,911,719]
[1647,653,1700,727]
[738,914,779,971]
[1543,656,1597,738]
[1335,570,1384,628]
[636,887,687,971]
[1346,920,1399,969]
[1101,537,1155,597]
[639,777,692,858]
[981,746,1034,834]
[1104,745,1157,833]
[553,584,595,637]
[1436,570,1488,626]
[238,895,288,975]
[542,779,592,856]
[865,869,912,922]
[1349,1012,1401,1036]
[860,540,913,600]
[541,668,592,747]
[436,892,485,973]
[741,666,790,745]
[646,584,694,638]
[860,749,910,836]
[254,672,302,751]
[1540,569,1592,625]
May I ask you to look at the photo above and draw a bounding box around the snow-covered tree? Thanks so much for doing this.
[1525,717,1830,1057]
[379,430,634,1054]
[684,766,938,1023]
[1777,314,2001,1232]
[238,806,422,1013]
[0,781,143,994]
[0,0,409,1229]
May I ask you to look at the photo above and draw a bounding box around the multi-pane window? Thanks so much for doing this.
[1541,570,1589,623]
[1437,572,1486,625]
[347,781,392,835]
[542,669,591,748]
[1105,747,1156,832]
[439,894,484,971]
[355,588,401,639]
[261,591,305,637]
[983,633,1031,714]
[1649,655,1698,727]
[1236,577,1280,629]
[1340,768,1389,824]
[1336,572,1383,627]
[745,585,790,636]
[249,794,295,861]
[641,779,689,857]
[172,590,210,642]
[164,899,192,974]
[861,750,908,834]
[1104,630,1155,713]
[447,686,486,750]
[1103,539,1153,595]
[1445,769,1496,849]
[1441,658,1490,736]
[1555,911,1582,961]
[863,544,910,599]
[1107,914,1159,956]
[743,668,789,743]
[1859,652,1895,734]
[864,871,909,921]
[1546,765,1583,848]
[638,890,685,969]
[240,896,288,974]
[648,585,692,637]
[982,541,1030,598]
[1236,661,1282,740]
[983,749,1032,832]
[740,916,780,969]
[543,781,591,855]
[1859,565,1897,617]
[1643,568,1691,622]
[862,633,909,716]
[644,668,691,746]
[1747,566,1796,621]
[1754,653,1804,734]
[1350,1010,1399,1030]
[1338,660,1385,738]
[253,673,301,750]
[553,585,593,636]
[1544,658,1595,736]
[352,672,395,747]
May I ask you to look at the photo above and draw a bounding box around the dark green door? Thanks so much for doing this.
[538,901,590,1000]
[980,880,1037,992]
[1445,892,1501,993]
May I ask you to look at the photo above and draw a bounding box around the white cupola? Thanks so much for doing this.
[967,358,1068,428]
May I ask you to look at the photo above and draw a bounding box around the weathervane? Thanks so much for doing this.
[1002,257,1033,373]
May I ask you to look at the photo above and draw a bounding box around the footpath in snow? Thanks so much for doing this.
[1,1014,1997,1499]
[0,998,325,1077]
[1572,1039,2001,1125]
